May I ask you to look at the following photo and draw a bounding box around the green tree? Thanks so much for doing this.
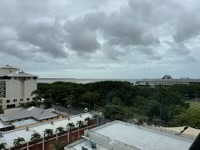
[112,97,124,106]
[76,120,84,128]
[31,132,41,150]
[132,96,148,114]
[13,137,25,150]
[63,95,75,107]
[67,123,75,131]
[80,92,100,110]
[0,99,4,114]
[43,98,52,109]
[0,143,7,150]
[144,100,160,121]
[31,89,43,107]
[44,129,53,137]
[173,109,200,128]
[56,126,64,135]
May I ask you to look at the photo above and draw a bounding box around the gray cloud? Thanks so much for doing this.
[0,0,200,78]
[16,20,67,58]
[174,12,200,42]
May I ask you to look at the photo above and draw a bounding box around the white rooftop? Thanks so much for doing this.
[4,71,37,77]
[90,121,194,150]
[0,113,93,148]
[66,140,109,150]
[12,118,38,128]
[0,120,12,129]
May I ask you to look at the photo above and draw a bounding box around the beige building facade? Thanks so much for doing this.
[0,65,37,109]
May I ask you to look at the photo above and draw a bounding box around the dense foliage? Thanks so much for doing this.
[35,81,200,127]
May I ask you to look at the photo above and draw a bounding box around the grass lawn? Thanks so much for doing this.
[186,99,200,110]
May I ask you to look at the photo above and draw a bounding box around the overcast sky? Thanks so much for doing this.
[0,0,200,79]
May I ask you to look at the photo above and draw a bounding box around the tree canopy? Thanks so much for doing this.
[37,81,200,127]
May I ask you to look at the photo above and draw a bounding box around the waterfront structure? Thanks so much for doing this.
[0,65,37,109]
[0,113,96,150]
[135,75,200,86]
[65,121,195,150]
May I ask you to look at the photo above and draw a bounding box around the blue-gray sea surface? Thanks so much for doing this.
[38,78,139,84]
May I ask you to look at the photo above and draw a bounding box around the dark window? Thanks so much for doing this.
[27,98,30,101]
[6,100,10,103]
[20,99,23,101]
[7,104,15,108]
[13,99,17,102]
[14,77,17,80]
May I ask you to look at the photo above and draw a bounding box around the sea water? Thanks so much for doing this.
[38,78,139,84]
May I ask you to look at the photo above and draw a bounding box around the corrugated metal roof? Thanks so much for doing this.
[0,107,58,122]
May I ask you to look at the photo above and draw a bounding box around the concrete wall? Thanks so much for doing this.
[88,132,111,149]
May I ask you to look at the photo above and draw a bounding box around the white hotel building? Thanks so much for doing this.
[0,65,37,109]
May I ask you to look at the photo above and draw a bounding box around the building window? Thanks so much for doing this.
[6,100,10,103]
[13,99,17,102]
[14,77,17,80]
[20,99,23,101]
[27,98,30,101]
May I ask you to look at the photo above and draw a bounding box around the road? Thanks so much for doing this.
[52,104,84,115]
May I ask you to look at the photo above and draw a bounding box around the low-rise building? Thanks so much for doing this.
[135,75,200,86]
[0,113,96,150]
[65,121,196,150]
[0,65,37,109]
[0,106,58,131]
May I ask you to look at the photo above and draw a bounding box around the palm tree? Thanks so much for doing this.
[56,126,65,141]
[56,126,64,135]
[31,132,41,150]
[44,129,53,138]
[66,122,75,143]
[76,120,84,139]
[44,129,53,150]
[85,117,90,129]
[85,117,90,122]
[67,123,75,132]
[0,143,7,150]
[13,137,25,150]
[76,120,84,128]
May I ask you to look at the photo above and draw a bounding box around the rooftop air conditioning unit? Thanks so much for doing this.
[26,126,29,131]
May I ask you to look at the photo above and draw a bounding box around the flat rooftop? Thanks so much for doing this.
[0,113,93,148]
[12,118,38,128]
[91,121,194,150]
[66,139,109,150]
